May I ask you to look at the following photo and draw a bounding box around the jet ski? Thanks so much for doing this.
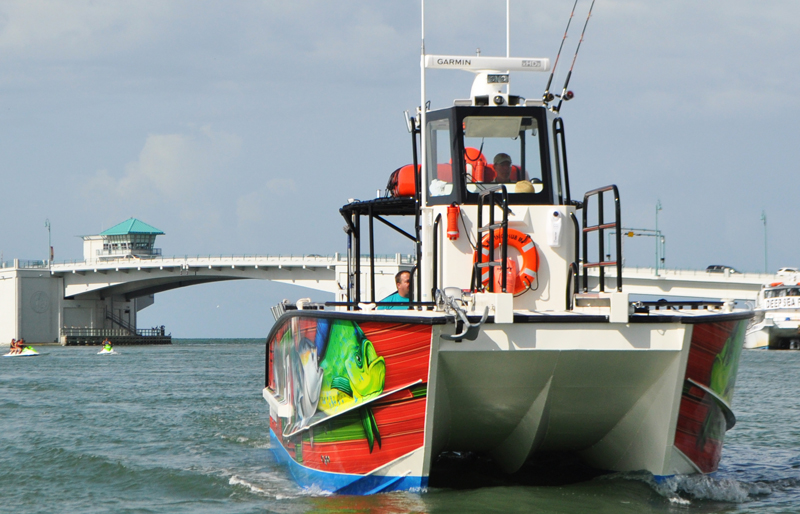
[3,346,41,357]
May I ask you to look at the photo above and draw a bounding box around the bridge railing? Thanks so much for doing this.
[61,327,168,338]
[96,248,163,258]
[0,259,49,269]
[50,253,416,267]
[595,266,775,281]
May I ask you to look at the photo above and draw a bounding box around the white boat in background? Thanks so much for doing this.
[262,3,753,494]
[745,277,800,349]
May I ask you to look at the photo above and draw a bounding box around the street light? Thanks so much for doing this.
[655,200,662,275]
[45,219,51,267]
[761,210,767,273]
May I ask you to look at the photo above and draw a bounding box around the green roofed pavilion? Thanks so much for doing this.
[83,218,165,261]
[100,218,165,236]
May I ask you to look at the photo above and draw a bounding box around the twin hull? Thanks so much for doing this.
[745,318,800,350]
[263,311,747,494]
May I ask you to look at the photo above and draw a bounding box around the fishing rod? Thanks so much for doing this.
[543,0,579,105]
[555,0,596,113]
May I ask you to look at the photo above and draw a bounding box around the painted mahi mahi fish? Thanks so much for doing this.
[318,320,386,412]
[317,319,386,451]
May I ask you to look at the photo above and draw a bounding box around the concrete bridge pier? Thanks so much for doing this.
[0,261,159,345]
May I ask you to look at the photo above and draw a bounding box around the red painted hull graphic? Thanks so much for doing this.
[267,317,432,476]
[674,319,746,472]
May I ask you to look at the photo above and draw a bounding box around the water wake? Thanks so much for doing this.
[609,470,800,505]
[228,475,268,495]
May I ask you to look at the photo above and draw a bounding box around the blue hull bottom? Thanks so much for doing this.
[269,429,427,495]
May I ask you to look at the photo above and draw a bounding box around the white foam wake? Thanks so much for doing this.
[229,475,268,495]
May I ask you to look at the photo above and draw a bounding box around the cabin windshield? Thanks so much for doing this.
[463,116,543,190]
[425,106,555,205]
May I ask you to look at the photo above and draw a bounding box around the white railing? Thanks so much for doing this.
[50,253,416,268]
[96,248,162,258]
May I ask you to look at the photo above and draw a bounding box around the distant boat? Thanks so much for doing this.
[745,279,800,349]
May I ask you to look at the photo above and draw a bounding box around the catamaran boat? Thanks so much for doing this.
[262,9,753,495]
[745,278,800,349]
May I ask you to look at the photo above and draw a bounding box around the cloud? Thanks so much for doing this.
[236,179,297,224]
[0,1,172,60]
[85,125,241,220]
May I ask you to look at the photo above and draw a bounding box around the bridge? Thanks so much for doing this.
[0,254,412,345]
[42,258,776,302]
[3,216,777,345]
[585,266,774,302]
[53,254,352,298]
[1,253,778,345]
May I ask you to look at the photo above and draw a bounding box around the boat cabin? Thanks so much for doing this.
[339,62,623,318]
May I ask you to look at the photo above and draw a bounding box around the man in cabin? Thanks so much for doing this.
[492,153,514,183]
[378,270,411,310]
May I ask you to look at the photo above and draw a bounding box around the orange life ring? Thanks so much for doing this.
[474,228,539,292]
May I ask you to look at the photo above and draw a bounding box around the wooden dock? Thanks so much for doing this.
[60,327,172,346]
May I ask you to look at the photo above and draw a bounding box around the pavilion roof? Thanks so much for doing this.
[100,218,165,236]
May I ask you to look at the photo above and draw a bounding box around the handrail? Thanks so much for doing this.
[582,185,622,293]
[325,301,435,308]
[553,117,573,205]
[106,311,136,334]
[432,213,442,298]
[566,262,579,310]
[472,185,509,293]
[61,326,168,337]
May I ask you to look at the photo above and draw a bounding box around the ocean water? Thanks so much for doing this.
[2,340,800,513]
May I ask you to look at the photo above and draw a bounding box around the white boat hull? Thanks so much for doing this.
[745,316,800,350]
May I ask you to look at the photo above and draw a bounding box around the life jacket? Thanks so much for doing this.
[478,164,524,183]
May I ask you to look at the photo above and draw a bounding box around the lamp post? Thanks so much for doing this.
[761,210,767,273]
[45,219,51,267]
[655,200,662,275]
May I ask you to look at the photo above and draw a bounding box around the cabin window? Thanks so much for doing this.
[765,288,795,298]
[462,116,544,193]
[426,118,455,199]
[424,106,554,206]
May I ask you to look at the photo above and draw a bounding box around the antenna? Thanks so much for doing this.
[506,0,510,58]
[420,0,427,206]
[555,0,596,113]
[506,0,510,94]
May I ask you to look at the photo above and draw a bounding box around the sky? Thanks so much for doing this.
[1,1,798,337]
